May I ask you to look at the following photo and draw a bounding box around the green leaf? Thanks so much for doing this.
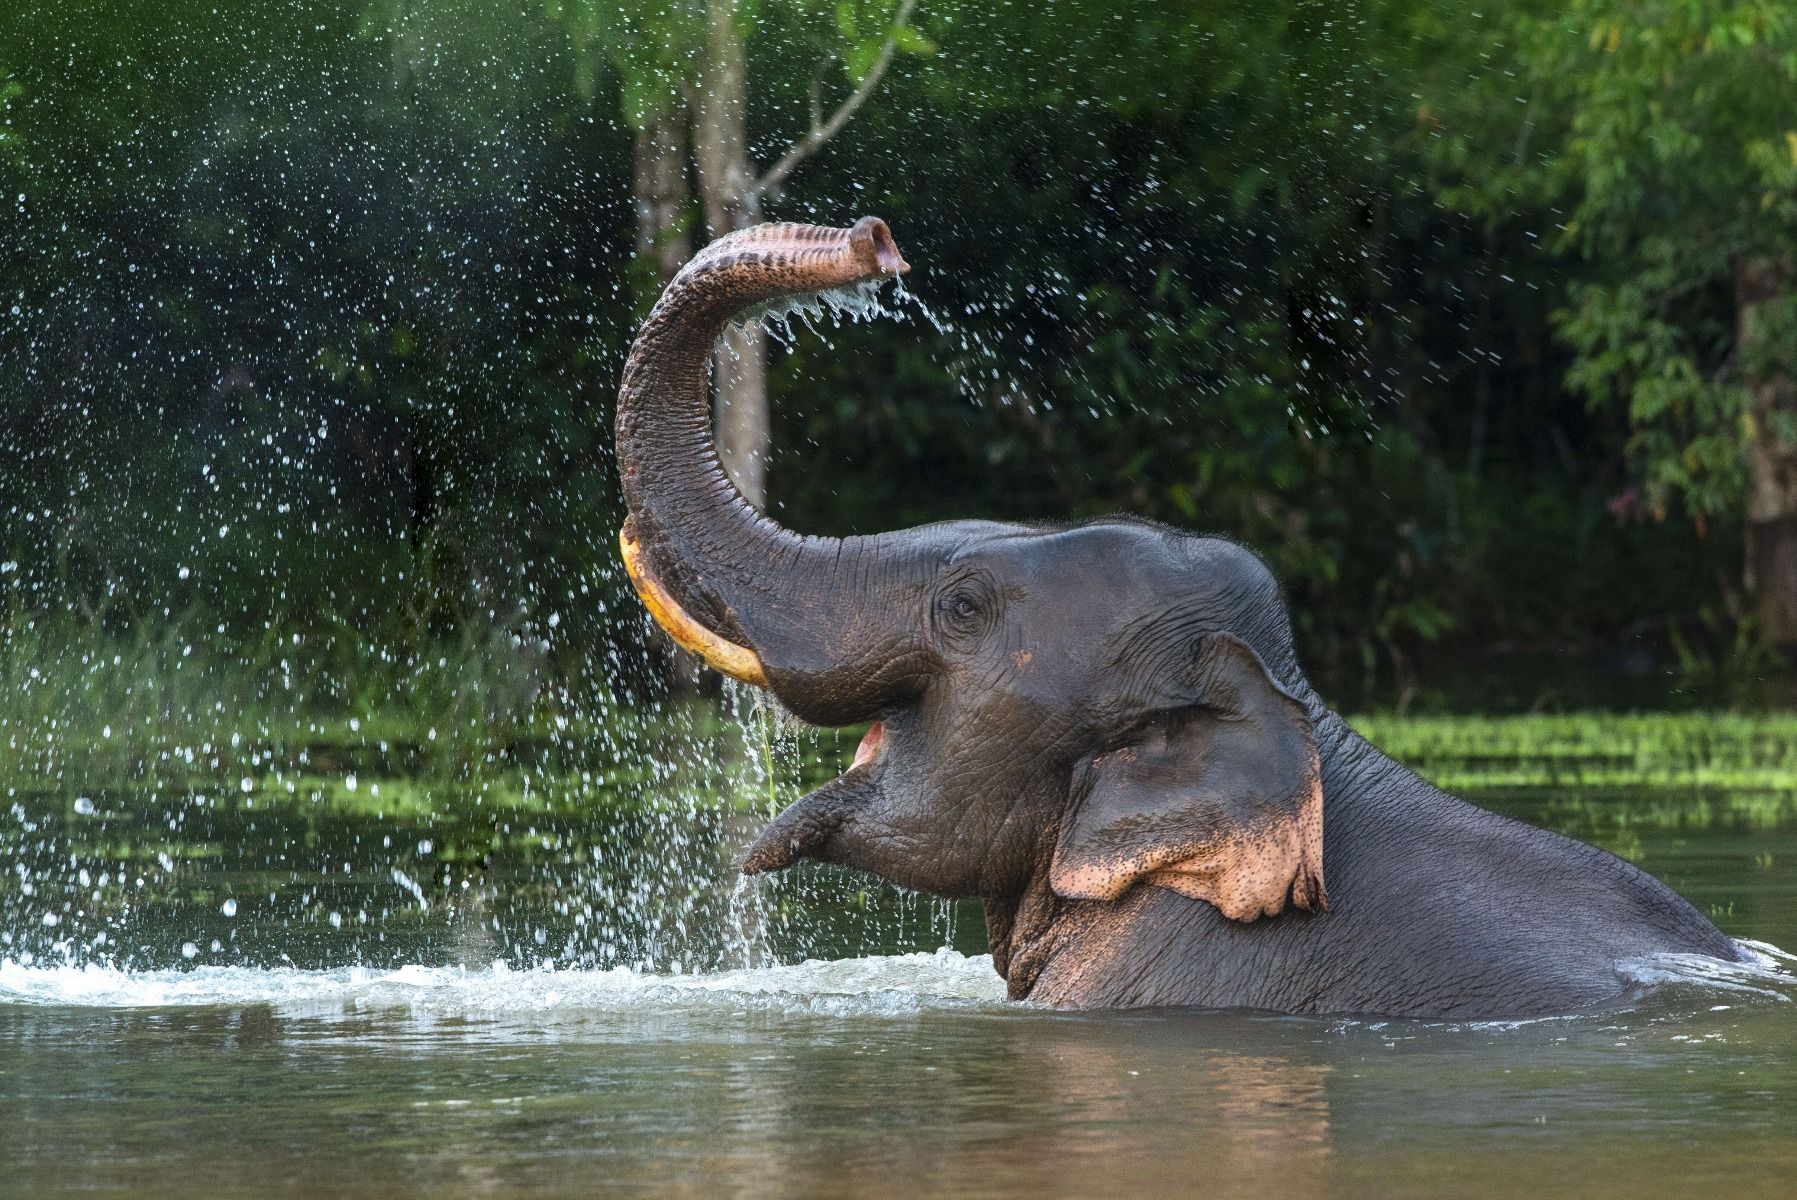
[834,2,859,42]
[844,39,882,84]
[890,24,936,56]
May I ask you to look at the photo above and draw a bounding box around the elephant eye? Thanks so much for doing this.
[1144,709,1187,737]
[937,593,982,628]
[932,571,998,642]
[933,581,993,637]
[1111,707,1185,751]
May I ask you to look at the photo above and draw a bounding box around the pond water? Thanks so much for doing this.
[3,724,1796,1198]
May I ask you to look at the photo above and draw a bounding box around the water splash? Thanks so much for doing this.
[1620,941,1795,1002]
[891,272,953,335]
[0,949,1006,1019]
[728,276,901,349]
[713,680,965,967]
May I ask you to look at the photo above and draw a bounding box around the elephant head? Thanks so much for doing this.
[615,217,1325,939]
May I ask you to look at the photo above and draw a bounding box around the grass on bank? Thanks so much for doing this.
[6,616,1797,811]
[1354,713,1797,792]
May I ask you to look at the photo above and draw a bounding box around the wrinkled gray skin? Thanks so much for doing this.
[615,219,1744,1019]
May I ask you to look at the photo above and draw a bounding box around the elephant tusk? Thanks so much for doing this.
[619,524,768,687]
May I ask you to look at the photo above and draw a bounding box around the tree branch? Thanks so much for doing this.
[751,0,918,200]
[807,56,829,134]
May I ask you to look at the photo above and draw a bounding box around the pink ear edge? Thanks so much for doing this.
[1049,777,1327,922]
[1047,858,1137,903]
[1149,778,1327,922]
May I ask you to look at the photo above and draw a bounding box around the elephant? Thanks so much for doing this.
[613,216,1746,1018]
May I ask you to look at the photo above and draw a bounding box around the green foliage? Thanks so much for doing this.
[1432,0,1797,518]
[835,0,932,82]
[1355,710,1797,795]
[1,0,1792,710]
[537,1,932,123]
[539,0,706,118]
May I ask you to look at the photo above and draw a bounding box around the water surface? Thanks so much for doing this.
[4,946,1794,1199]
[4,737,1796,1198]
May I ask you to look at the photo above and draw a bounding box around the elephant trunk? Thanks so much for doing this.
[613,217,923,724]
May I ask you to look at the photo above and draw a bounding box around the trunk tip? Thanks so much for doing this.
[851,216,909,277]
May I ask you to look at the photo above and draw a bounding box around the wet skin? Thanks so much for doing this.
[613,218,1744,1018]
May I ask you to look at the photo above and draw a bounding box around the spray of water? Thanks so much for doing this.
[0,236,982,997]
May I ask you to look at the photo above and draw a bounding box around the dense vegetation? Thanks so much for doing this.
[4,0,1796,717]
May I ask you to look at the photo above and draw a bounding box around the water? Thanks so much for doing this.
[1,952,1793,1198]
[4,740,1796,1198]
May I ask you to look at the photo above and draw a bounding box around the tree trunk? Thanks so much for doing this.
[631,99,706,691]
[631,100,693,288]
[693,0,768,510]
[1738,256,1797,647]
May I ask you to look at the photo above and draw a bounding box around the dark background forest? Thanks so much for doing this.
[4,0,1796,718]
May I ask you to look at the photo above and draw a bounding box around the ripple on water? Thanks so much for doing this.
[1617,939,1797,1001]
[0,948,1009,1020]
[3,942,1787,1025]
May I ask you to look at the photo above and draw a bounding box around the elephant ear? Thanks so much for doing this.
[1050,633,1326,922]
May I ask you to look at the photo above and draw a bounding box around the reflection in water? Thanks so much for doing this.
[4,768,1797,1198]
[1206,1053,1334,1184]
[1,949,1795,1199]
[994,1035,1337,1197]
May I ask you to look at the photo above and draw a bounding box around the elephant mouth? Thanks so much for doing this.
[623,517,898,876]
[850,721,885,770]
[740,719,888,875]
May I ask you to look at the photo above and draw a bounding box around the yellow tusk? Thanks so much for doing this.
[619,524,768,687]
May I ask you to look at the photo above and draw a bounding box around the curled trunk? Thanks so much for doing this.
[613,218,922,723]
